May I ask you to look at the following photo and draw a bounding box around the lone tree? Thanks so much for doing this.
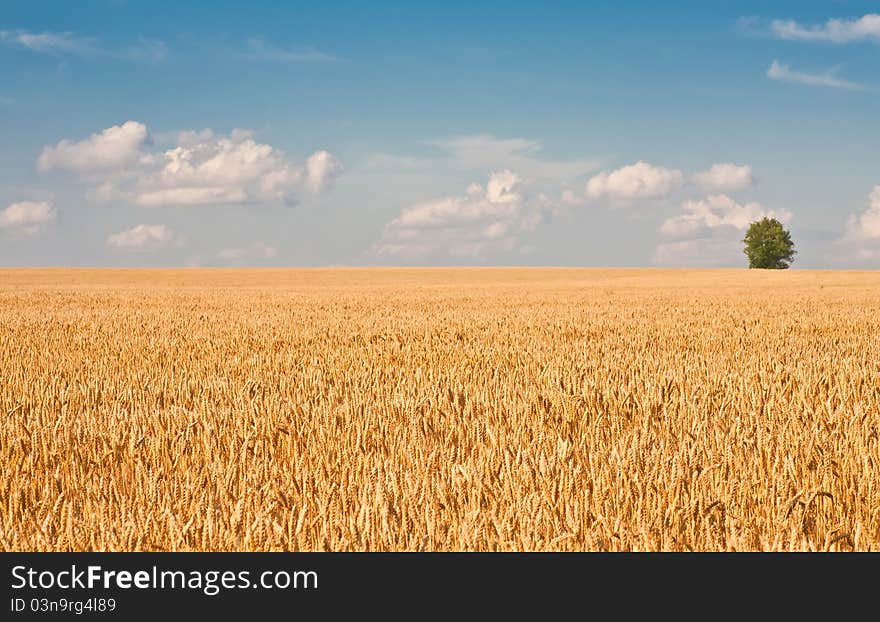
[743,217,796,269]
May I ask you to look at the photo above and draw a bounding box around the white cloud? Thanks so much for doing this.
[660,194,791,238]
[133,131,300,205]
[845,186,880,241]
[107,224,177,251]
[242,38,336,62]
[305,150,344,193]
[38,121,150,173]
[692,163,754,192]
[375,170,550,259]
[0,201,56,234]
[771,14,880,43]
[0,30,167,62]
[767,60,865,90]
[585,161,683,201]
[217,242,278,260]
[563,161,754,206]
[41,122,342,207]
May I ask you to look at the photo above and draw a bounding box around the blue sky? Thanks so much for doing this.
[1,1,879,267]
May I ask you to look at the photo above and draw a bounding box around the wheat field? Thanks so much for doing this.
[1,268,878,551]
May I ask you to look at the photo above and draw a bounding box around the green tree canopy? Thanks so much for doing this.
[743,217,796,269]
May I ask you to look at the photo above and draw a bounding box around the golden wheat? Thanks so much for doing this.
[1,268,878,551]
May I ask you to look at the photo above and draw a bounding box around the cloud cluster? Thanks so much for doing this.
[585,161,684,201]
[767,60,864,90]
[771,14,880,44]
[0,201,55,235]
[132,130,301,207]
[567,161,754,205]
[562,159,777,266]
[39,121,343,207]
[107,224,178,251]
[376,170,550,258]
[656,195,792,266]
[367,142,870,267]
[660,195,791,238]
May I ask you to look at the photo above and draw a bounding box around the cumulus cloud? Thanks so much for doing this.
[0,30,167,62]
[767,60,865,90]
[692,163,754,192]
[217,242,278,260]
[107,224,178,251]
[771,14,880,43]
[844,186,880,241]
[585,161,684,201]
[375,170,550,259]
[660,194,791,238]
[130,130,307,205]
[38,121,150,173]
[0,201,56,234]
[40,122,342,207]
